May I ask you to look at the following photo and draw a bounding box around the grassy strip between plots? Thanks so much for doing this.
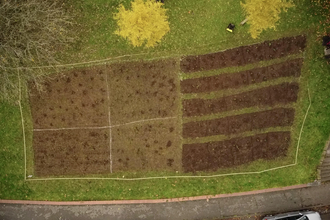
[1,1,330,201]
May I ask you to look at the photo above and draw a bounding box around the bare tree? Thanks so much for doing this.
[0,0,74,101]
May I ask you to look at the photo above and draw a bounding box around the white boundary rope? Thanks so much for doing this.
[110,117,177,128]
[24,88,312,181]
[33,117,178,132]
[3,34,306,72]
[17,70,27,181]
[294,88,311,164]
[2,39,230,70]
[33,126,110,131]
[105,73,113,173]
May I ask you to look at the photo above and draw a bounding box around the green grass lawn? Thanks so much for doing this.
[63,0,312,62]
[1,0,330,201]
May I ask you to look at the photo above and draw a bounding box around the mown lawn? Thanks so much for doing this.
[1,0,330,201]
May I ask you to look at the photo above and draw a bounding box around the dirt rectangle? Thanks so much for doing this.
[33,129,110,176]
[29,67,109,129]
[183,82,299,117]
[182,108,295,138]
[180,59,303,93]
[182,131,290,172]
[107,59,180,125]
[180,36,306,73]
[111,119,182,172]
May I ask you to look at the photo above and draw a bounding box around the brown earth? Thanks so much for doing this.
[183,82,299,117]
[29,67,109,129]
[182,131,290,173]
[112,120,182,172]
[181,59,303,94]
[183,108,295,138]
[29,36,304,176]
[29,59,181,176]
[108,59,180,125]
[180,35,306,73]
[33,129,110,176]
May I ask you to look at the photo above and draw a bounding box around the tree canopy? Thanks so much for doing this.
[114,0,170,48]
[241,0,294,39]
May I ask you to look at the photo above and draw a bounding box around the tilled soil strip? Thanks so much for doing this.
[183,108,294,138]
[180,35,306,73]
[181,58,302,94]
[183,82,299,117]
[182,131,290,172]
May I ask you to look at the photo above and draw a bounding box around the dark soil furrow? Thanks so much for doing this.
[183,108,295,138]
[182,131,290,172]
[181,59,302,93]
[180,35,306,73]
[183,82,299,117]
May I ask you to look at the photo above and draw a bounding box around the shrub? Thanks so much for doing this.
[114,0,170,48]
[0,0,74,101]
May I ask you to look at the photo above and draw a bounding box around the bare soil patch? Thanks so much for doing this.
[108,59,180,125]
[180,36,306,73]
[29,59,181,176]
[183,108,294,138]
[183,82,299,117]
[182,131,290,172]
[112,120,182,172]
[33,129,110,176]
[181,59,302,94]
[29,36,303,176]
[29,67,109,129]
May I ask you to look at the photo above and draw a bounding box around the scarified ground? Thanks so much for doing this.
[30,60,182,176]
[29,35,306,176]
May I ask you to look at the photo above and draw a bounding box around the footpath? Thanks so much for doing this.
[0,182,330,220]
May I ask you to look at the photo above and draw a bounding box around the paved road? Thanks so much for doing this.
[1,183,330,220]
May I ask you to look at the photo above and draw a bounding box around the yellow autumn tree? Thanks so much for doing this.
[114,0,170,48]
[241,0,294,39]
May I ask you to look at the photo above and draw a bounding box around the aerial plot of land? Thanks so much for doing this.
[29,35,306,177]
[29,59,182,176]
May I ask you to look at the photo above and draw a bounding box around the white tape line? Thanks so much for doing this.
[295,88,311,164]
[33,117,178,131]
[26,163,297,181]
[33,126,110,131]
[2,39,228,70]
[111,117,177,128]
[17,71,27,180]
[105,73,113,173]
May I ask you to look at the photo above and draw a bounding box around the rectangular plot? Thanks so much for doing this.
[180,58,302,94]
[108,59,180,125]
[111,119,182,172]
[182,131,290,172]
[31,97,108,128]
[180,36,306,73]
[29,67,109,129]
[183,108,294,138]
[183,83,298,117]
[251,108,295,129]
[33,129,110,176]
